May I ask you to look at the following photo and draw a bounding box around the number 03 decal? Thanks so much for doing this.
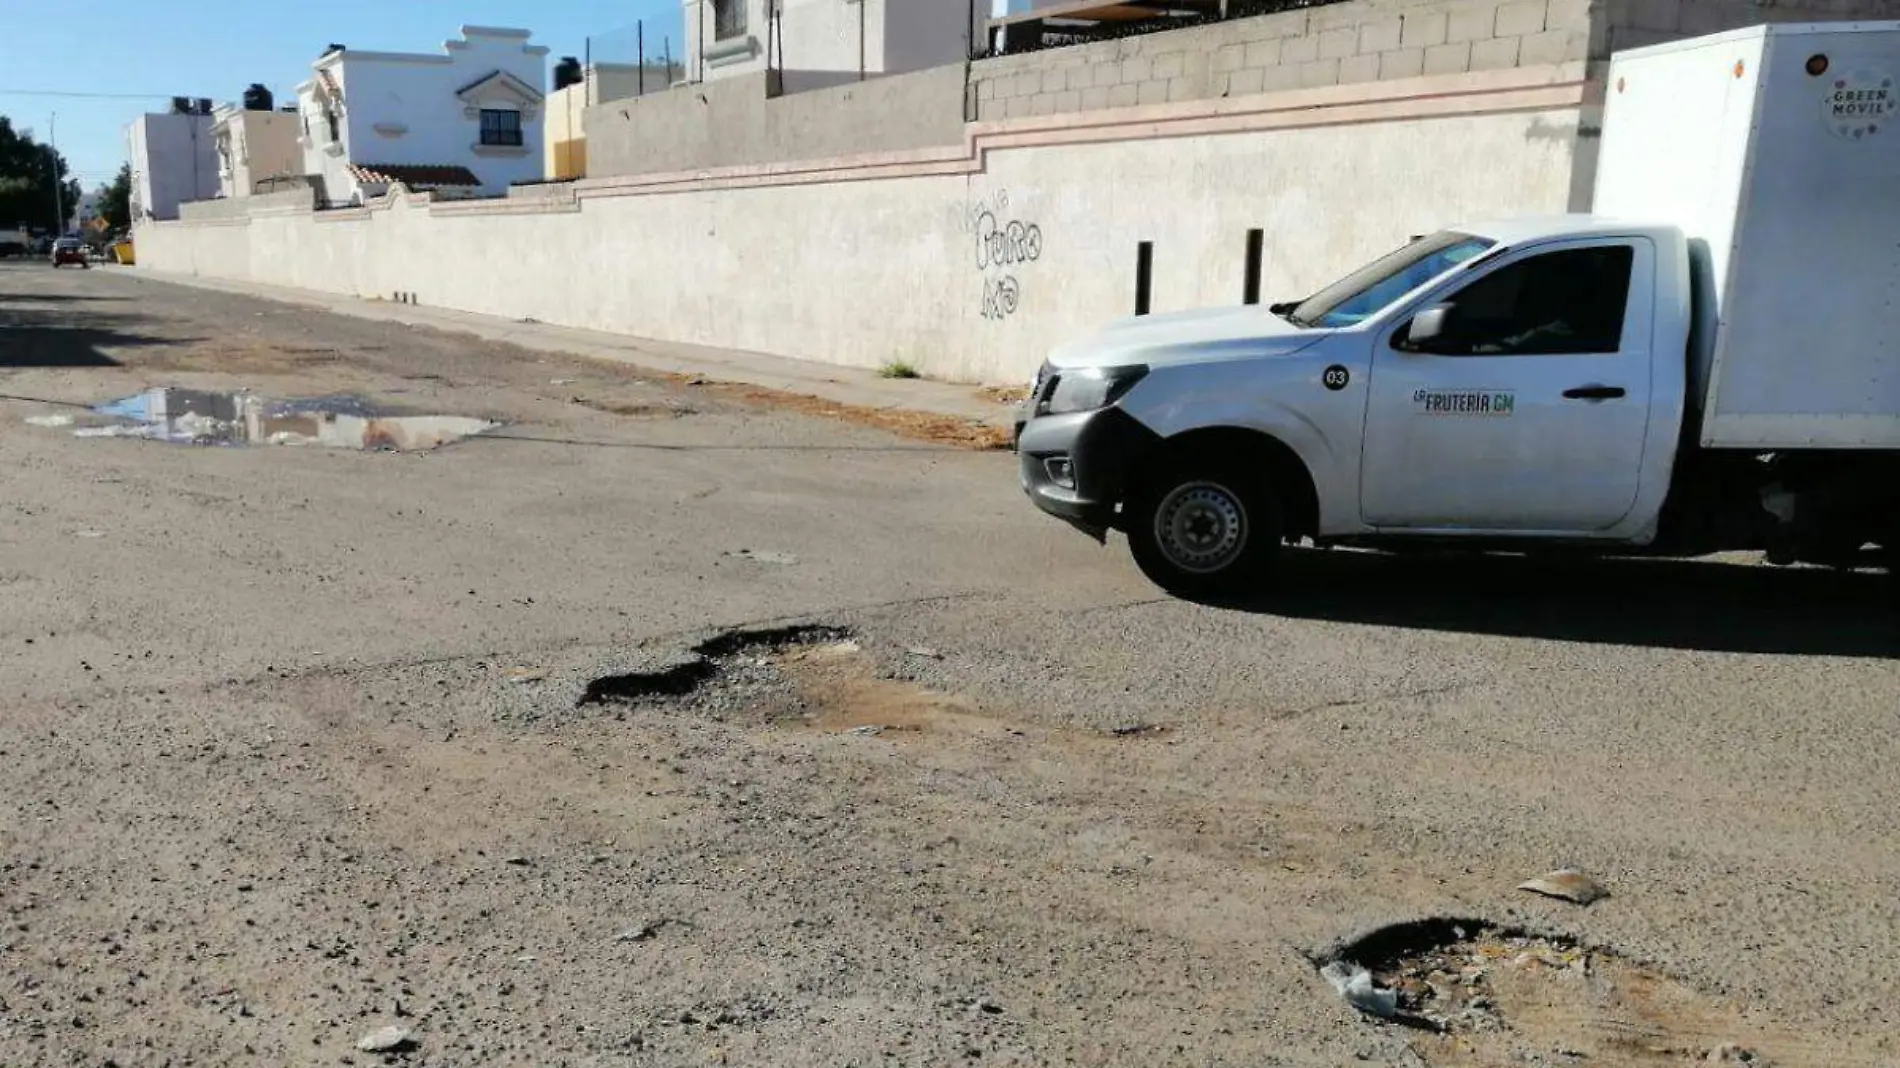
[1322,365,1350,391]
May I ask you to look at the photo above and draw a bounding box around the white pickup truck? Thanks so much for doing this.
[1016,21,1900,593]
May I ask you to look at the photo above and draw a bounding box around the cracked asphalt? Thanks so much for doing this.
[2,263,1897,1066]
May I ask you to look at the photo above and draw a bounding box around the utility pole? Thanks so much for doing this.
[50,112,65,235]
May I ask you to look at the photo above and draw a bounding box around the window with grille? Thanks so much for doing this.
[479,109,523,147]
[713,0,747,41]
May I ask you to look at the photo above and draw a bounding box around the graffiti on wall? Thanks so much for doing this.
[981,275,1020,320]
[959,188,1043,323]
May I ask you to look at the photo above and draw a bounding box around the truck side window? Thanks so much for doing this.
[1406,245,1634,356]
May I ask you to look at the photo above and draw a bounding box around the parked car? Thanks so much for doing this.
[1015,23,1900,594]
[51,238,89,269]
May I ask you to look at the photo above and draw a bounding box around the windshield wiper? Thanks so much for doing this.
[1267,300,1309,327]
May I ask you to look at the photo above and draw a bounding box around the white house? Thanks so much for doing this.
[126,112,219,221]
[294,25,549,204]
[211,106,302,197]
[683,0,979,92]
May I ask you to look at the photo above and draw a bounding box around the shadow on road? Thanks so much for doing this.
[1209,549,1896,658]
[0,292,131,304]
[0,307,187,369]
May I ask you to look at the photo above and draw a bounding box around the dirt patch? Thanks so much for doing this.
[1324,920,1810,1066]
[670,375,1011,451]
[773,643,990,736]
[977,385,1030,406]
[571,396,698,419]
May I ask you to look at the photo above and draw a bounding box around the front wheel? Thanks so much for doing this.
[1126,461,1282,596]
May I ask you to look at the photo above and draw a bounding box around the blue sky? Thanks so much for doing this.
[0,0,684,192]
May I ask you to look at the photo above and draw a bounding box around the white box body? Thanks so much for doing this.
[1595,21,1900,449]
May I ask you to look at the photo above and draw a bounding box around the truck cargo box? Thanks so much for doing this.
[1593,22,1900,450]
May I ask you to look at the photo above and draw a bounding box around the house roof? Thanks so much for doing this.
[349,163,483,188]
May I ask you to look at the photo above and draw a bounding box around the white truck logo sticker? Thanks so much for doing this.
[1824,71,1893,140]
[1412,389,1516,416]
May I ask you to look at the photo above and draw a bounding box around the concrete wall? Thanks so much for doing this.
[127,113,218,222]
[179,187,316,222]
[137,66,1592,385]
[547,82,588,180]
[547,64,688,180]
[586,62,969,178]
[970,0,1884,120]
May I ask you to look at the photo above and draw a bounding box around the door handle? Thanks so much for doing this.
[1562,385,1626,400]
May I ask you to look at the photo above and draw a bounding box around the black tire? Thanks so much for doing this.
[1126,457,1282,596]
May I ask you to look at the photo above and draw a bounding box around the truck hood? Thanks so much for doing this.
[1045,306,1323,370]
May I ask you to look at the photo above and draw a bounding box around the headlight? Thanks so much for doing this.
[1039,365,1148,415]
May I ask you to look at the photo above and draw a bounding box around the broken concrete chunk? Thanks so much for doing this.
[1517,868,1610,905]
[355,1025,416,1052]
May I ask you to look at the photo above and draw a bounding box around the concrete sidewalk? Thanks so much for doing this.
[123,268,1017,428]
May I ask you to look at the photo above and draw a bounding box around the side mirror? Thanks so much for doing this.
[1404,303,1456,350]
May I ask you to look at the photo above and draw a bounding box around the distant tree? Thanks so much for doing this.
[0,115,82,232]
[100,163,133,232]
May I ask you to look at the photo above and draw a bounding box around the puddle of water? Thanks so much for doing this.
[70,388,496,451]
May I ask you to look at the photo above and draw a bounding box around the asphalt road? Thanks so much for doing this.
[2,262,1896,1066]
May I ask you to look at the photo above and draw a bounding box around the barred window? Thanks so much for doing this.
[479,109,523,147]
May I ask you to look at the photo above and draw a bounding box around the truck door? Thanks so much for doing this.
[1359,237,1654,531]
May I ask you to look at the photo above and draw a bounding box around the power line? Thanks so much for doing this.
[0,89,199,100]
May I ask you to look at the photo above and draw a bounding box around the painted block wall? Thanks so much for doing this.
[970,0,1890,120]
[138,70,1591,385]
[585,64,970,178]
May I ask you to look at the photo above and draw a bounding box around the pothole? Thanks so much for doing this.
[1317,919,1803,1065]
[576,624,853,717]
[573,624,990,736]
[43,387,498,450]
[689,623,853,661]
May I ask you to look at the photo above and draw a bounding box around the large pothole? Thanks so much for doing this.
[1319,919,1801,1066]
[577,624,855,719]
[572,623,992,737]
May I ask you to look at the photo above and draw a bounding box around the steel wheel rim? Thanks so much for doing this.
[1153,481,1248,574]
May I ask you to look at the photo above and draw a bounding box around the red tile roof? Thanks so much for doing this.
[349,163,482,188]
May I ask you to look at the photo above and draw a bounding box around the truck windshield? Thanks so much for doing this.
[1285,232,1495,328]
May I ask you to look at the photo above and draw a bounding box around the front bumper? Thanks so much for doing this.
[1016,405,1160,538]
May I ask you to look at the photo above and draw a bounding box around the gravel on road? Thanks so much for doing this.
[2,264,1896,1066]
